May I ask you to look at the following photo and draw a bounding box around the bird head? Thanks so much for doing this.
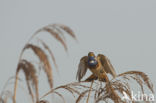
[88,52,98,67]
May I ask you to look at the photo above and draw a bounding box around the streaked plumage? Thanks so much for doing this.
[76,52,117,82]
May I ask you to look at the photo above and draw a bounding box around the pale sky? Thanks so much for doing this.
[0,0,156,102]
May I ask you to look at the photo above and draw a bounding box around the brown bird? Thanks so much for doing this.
[76,52,117,82]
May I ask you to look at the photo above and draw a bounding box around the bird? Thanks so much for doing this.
[76,52,117,82]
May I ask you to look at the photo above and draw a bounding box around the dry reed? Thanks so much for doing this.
[12,23,76,103]
[0,23,154,103]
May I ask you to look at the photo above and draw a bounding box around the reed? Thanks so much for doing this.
[0,23,154,103]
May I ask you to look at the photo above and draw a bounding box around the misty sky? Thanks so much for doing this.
[0,0,156,102]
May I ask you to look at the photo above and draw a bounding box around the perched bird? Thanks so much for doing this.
[76,52,117,82]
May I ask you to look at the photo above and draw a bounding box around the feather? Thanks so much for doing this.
[76,56,88,81]
[97,54,117,78]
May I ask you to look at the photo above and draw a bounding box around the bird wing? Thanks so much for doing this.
[76,56,88,81]
[97,54,117,78]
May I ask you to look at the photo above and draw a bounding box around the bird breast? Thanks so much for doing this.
[89,61,104,77]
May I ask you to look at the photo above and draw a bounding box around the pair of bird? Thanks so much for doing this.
[76,52,117,82]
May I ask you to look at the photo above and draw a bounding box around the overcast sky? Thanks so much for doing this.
[0,0,156,102]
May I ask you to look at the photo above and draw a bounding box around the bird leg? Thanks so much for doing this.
[84,74,98,82]
[98,72,109,82]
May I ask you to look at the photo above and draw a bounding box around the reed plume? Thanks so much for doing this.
[0,23,154,103]
[40,71,154,103]
[12,23,76,103]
